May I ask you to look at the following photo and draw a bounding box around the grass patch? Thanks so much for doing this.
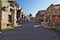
[1,23,19,32]
[7,23,14,27]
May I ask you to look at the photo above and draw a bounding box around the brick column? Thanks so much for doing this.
[0,11,7,30]
[14,9,17,25]
[12,9,17,25]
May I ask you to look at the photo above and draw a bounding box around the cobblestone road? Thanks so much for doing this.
[0,21,60,40]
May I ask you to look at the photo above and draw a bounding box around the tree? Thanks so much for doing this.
[29,13,32,17]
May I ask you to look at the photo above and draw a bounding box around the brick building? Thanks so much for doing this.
[17,8,30,21]
[0,0,29,29]
[41,4,60,29]
[45,4,60,29]
[0,0,19,29]
[35,4,60,30]
[35,10,46,22]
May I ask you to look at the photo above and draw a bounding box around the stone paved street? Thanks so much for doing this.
[0,21,60,40]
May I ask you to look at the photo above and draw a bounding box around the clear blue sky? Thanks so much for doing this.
[16,0,60,17]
